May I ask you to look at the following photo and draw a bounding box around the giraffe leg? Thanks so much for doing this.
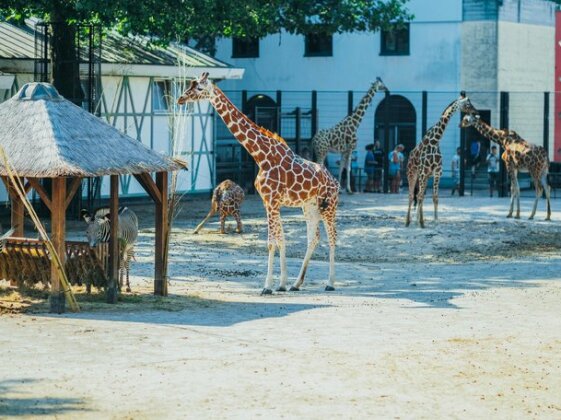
[322,212,337,291]
[193,208,216,234]
[405,171,418,227]
[416,175,429,228]
[433,170,442,222]
[507,176,516,218]
[234,210,243,233]
[529,177,540,220]
[514,177,521,219]
[262,208,284,294]
[345,152,353,194]
[542,174,551,221]
[219,212,226,234]
[291,204,321,291]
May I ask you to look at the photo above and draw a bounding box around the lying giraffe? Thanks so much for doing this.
[460,114,551,220]
[406,93,475,227]
[194,179,245,234]
[178,73,340,294]
[312,78,387,193]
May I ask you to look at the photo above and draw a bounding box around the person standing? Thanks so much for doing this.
[372,140,384,192]
[388,144,405,194]
[451,147,461,196]
[470,139,481,175]
[486,145,500,197]
[364,144,376,192]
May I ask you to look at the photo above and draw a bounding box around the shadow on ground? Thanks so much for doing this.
[0,379,88,416]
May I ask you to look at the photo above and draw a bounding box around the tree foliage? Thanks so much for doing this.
[1,0,412,54]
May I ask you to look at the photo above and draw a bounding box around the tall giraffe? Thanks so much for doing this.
[178,73,340,294]
[312,78,387,193]
[405,93,474,227]
[460,114,551,220]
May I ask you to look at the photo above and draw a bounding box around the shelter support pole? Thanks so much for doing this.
[1,176,24,237]
[155,171,168,296]
[50,177,66,313]
[107,175,119,304]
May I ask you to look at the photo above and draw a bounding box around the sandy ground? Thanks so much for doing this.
[1,193,561,419]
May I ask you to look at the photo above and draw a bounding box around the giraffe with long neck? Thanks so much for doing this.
[312,78,387,193]
[178,73,340,294]
[460,114,551,220]
[406,93,473,227]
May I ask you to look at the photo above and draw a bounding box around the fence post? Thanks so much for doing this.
[347,90,353,116]
[422,91,428,136]
[499,91,509,197]
[544,91,550,154]
[295,107,301,154]
[241,90,248,114]
[276,90,282,136]
[383,90,391,194]
[311,90,318,137]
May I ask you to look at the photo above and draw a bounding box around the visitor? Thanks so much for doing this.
[470,139,481,175]
[486,145,500,197]
[372,140,384,192]
[451,147,461,196]
[364,144,376,192]
[388,144,404,194]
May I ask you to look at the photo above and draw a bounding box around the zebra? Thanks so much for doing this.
[81,207,139,292]
[0,228,15,253]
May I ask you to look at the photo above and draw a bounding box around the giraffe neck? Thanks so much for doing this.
[345,84,379,130]
[435,100,461,136]
[209,86,290,166]
[471,119,508,148]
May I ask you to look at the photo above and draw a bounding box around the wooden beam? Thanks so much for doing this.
[154,171,168,296]
[107,175,119,304]
[133,173,161,205]
[50,178,66,313]
[64,177,82,210]
[28,178,52,212]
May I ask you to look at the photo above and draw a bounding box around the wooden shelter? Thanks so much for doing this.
[0,82,184,312]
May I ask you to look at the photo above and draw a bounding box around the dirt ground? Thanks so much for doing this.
[1,193,561,419]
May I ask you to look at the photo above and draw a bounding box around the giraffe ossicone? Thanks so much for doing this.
[178,72,340,294]
[312,77,388,194]
[460,113,551,220]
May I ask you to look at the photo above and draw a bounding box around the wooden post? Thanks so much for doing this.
[50,177,66,313]
[8,181,24,237]
[155,171,168,296]
[107,175,119,304]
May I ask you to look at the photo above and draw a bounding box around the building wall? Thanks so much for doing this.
[0,72,215,204]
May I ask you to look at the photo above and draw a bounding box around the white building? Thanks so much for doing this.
[214,0,556,186]
[0,20,244,204]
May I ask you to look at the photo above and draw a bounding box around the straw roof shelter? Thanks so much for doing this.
[0,82,184,312]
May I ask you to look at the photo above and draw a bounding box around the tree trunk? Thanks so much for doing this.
[50,7,84,106]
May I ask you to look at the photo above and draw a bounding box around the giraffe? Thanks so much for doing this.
[460,114,551,220]
[177,73,340,294]
[193,179,245,234]
[312,78,387,193]
[405,93,474,228]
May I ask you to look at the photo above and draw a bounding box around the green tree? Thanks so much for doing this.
[1,1,411,101]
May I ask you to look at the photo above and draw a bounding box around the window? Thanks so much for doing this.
[305,33,333,57]
[152,80,171,112]
[380,23,410,56]
[232,37,259,58]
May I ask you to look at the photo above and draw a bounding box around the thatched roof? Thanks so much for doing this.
[0,82,185,177]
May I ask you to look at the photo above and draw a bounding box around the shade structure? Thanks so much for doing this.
[0,82,183,177]
[0,82,182,312]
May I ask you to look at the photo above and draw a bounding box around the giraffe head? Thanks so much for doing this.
[458,91,477,115]
[372,77,388,92]
[177,72,213,105]
[460,113,480,128]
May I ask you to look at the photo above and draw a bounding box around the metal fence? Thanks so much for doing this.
[216,89,556,196]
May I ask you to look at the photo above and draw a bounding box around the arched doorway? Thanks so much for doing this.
[374,95,417,155]
[246,94,278,133]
